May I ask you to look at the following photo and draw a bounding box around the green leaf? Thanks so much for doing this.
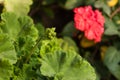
[62,21,77,37]
[40,37,96,80]
[0,33,14,80]
[0,60,13,80]
[94,1,111,16]
[104,17,119,35]
[94,1,104,8]
[102,4,111,16]
[0,33,17,64]
[13,64,38,80]
[35,23,45,37]
[4,0,33,16]
[103,47,120,80]
[63,37,79,53]
[64,0,83,9]
[1,12,20,40]
[0,34,15,79]
[40,50,96,80]
[84,0,95,5]
[18,15,38,41]
[16,16,38,58]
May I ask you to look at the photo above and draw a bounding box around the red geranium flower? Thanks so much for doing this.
[74,6,105,42]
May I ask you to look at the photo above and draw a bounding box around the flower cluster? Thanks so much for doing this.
[74,6,105,42]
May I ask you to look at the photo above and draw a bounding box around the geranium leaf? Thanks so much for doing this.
[1,12,20,39]
[18,15,38,41]
[0,33,15,79]
[64,0,82,9]
[104,17,119,35]
[103,47,120,80]
[4,0,32,16]
[40,38,96,80]
[13,64,38,80]
[0,60,13,80]
[0,33,17,64]
[62,21,77,37]
[40,50,96,80]
[94,1,111,16]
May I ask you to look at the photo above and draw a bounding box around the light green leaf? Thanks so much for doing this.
[104,17,119,35]
[16,16,38,57]
[64,0,82,9]
[40,37,96,80]
[94,1,111,16]
[94,1,104,8]
[103,47,120,80]
[40,50,96,80]
[63,37,79,53]
[4,0,32,16]
[0,12,37,41]
[104,27,119,35]
[0,60,13,80]
[0,11,43,44]
[18,15,38,41]
[0,33,17,64]
[1,12,20,40]
[102,4,111,16]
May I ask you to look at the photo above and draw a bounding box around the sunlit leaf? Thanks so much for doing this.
[40,38,96,80]
[0,0,3,3]
[40,50,96,80]
[0,60,13,80]
[1,12,20,39]
[4,0,32,16]
[0,33,17,64]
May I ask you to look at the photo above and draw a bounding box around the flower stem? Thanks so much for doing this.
[110,7,120,19]
[25,37,42,63]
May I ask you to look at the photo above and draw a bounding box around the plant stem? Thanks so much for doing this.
[110,7,120,19]
[25,37,41,63]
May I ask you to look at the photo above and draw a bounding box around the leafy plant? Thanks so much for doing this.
[1,0,120,80]
[0,0,96,80]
